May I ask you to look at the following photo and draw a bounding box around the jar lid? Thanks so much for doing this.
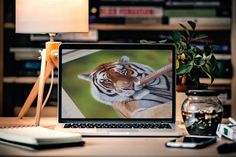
[186,90,219,96]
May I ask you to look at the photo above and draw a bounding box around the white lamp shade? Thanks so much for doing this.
[16,0,89,33]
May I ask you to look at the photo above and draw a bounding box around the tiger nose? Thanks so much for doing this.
[114,81,122,91]
[114,81,133,91]
[123,83,134,90]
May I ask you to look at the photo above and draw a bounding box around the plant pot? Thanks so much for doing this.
[181,90,223,136]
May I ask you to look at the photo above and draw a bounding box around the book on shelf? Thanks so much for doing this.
[164,8,218,17]
[9,47,41,60]
[14,60,58,76]
[95,6,164,24]
[165,1,221,7]
[99,6,163,18]
[168,17,231,26]
[98,0,164,5]
[164,0,231,8]
[0,126,84,150]
[125,17,163,24]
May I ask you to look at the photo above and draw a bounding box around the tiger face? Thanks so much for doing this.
[93,63,139,96]
[78,56,171,106]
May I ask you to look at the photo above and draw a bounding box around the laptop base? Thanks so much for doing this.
[55,123,183,137]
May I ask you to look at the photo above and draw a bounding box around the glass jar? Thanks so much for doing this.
[182,90,223,136]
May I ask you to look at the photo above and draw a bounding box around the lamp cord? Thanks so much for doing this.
[42,69,54,109]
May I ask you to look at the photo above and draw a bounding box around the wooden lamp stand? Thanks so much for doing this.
[18,34,61,126]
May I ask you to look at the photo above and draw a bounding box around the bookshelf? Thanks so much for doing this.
[90,24,230,31]
[5,23,230,31]
[0,0,234,117]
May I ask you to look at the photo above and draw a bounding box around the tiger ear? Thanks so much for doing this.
[119,56,130,64]
[78,73,92,81]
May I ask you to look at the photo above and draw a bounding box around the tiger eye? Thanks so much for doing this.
[101,79,111,84]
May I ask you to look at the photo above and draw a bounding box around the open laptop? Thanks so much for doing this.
[55,43,183,136]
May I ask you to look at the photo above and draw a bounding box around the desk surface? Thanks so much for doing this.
[0,117,235,157]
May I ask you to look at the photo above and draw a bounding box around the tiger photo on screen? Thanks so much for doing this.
[78,56,172,118]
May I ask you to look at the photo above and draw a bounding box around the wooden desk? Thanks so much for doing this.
[0,117,235,157]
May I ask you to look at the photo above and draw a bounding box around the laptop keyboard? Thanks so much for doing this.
[64,123,172,129]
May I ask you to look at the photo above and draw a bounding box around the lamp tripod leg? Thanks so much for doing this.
[35,50,47,126]
[18,58,55,120]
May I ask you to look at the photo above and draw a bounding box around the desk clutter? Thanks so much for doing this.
[0,126,84,150]
[217,117,236,141]
[181,90,223,136]
[216,117,236,154]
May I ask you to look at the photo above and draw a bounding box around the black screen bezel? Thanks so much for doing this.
[58,43,176,124]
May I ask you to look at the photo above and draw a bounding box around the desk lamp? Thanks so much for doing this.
[15,0,88,125]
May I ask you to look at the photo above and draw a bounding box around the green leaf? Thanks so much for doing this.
[194,56,205,67]
[179,23,188,30]
[179,24,190,36]
[204,63,212,72]
[184,51,194,60]
[211,77,215,84]
[192,34,208,41]
[172,31,182,42]
[187,21,196,31]
[204,44,211,56]
[177,61,194,75]
[192,46,203,56]
[201,65,214,83]
[190,71,200,82]
[180,32,188,41]
[176,42,184,54]
[209,55,218,72]
[179,41,187,49]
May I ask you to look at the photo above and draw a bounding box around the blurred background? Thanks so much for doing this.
[0,0,234,119]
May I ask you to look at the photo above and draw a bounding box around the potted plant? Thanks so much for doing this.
[141,21,219,92]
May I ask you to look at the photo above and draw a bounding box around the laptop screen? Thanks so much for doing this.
[59,44,176,121]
